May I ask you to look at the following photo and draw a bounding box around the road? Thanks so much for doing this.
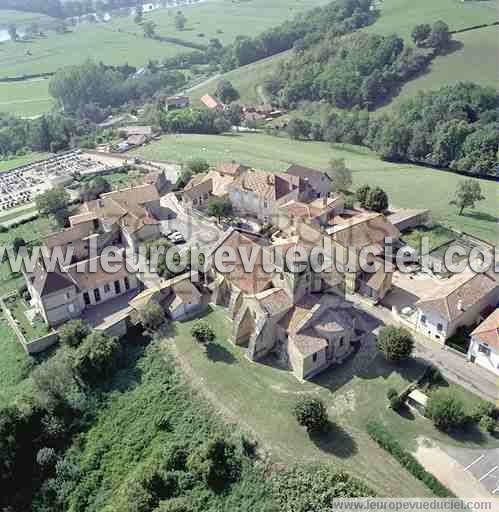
[351,296,499,403]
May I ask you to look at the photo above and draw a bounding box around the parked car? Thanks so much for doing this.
[168,231,185,244]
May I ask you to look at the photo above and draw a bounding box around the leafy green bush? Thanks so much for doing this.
[190,321,216,345]
[426,390,467,431]
[479,415,496,434]
[471,400,497,423]
[292,396,328,432]
[58,319,90,348]
[377,326,414,363]
[366,420,453,497]
[272,465,375,511]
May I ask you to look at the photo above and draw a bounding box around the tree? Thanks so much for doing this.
[376,326,414,363]
[186,436,240,490]
[428,20,451,49]
[207,195,233,221]
[286,118,311,140]
[191,321,215,345]
[226,103,243,126]
[134,303,165,334]
[58,319,90,348]
[427,390,466,431]
[72,332,122,382]
[356,184,371,208]
[175,11,187,31]
[450,179,485,215]
[35,188,70,216]
[7,24,18,41]
[365,186,389,212]
[143,20,156,38]
[186,158,209,174]
[411,24,431,46]
[12,237,26,255]
[215,79,239,104]
[328,158,352,192]
[80,176,111,201]
[292,396,328,432]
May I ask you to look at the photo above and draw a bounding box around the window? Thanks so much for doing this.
[312,353,317,362]
[65,292,71,300]
[339,337,344,347]
[83,292,91,305]
[68,304,75,313]
[437,323,443,332]
[478,344,491,356]
[104,283,111,293]
[263,201,268,208]
[124,277,130,290]
[193,198,198,205]
[420,315,426,324]
[94,288,101,302]
[114,280,121,294]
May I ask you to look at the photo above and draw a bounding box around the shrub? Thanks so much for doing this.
[186,436,241,490]
[386,388,403,410]
[426,390,466,431]
[58,319,90,348]
[134,303,166,334]
[366,186,389,212]
[356,184,371,208]
[186,158,209,174]
[366,420,452,497]
[36,447,58,473]
[190,321,215,344]
[377,326,414,363]
[72,331,122,382]
[471,400,496,423]
[292,396,328,432]
[479,415,496,434]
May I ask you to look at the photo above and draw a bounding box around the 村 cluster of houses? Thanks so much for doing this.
[20,161,499,380]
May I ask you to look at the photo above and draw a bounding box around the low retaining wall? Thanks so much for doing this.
[25,331,59,354]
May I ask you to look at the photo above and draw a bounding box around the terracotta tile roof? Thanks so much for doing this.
[254,288,292,316]
[416,271,498,322]
[471,309,499,349]
[184,171,233,198]
[201,94,224,109]
[43,223,95,249]
[216,162,249,176]
[327,212,400,252]
[230,169,302,201]
[65,253,133,291]
[211,229,273,295]
[290,331,328,357]
[279,295,320,333]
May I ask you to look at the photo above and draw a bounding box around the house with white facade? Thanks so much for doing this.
[414,271,498,342]
[467,309,499,376]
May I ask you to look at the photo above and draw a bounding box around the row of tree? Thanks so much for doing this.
[281,82,498,177]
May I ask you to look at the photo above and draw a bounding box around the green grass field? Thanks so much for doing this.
[167,307,499,496]
[0,9,54,28]
[134,133,499,243]
[139,0,329,47]
[0,152,49,172]
[0,78,53,116]
[365,0,497,41]
[379,25,498,113]
[189,51,289,105]
[0,316,35,407]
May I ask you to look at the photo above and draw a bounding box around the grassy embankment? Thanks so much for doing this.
[165,307,499,497]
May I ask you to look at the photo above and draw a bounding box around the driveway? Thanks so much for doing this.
[159,193,222,251]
